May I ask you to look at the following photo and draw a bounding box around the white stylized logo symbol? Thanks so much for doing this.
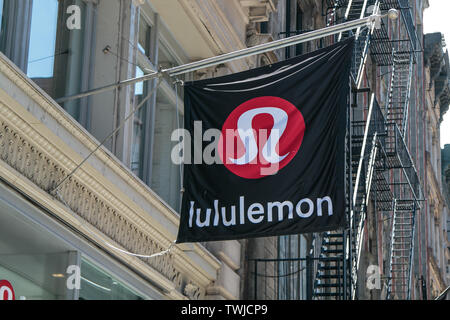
[230,107,289,165]
[219,96,305,179]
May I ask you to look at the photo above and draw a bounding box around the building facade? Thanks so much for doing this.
[422,31,449,298]
[242,0,450,300]
[0,0,277,300]
[0,0,448,300]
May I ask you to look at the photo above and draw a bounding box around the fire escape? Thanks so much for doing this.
[249,0,423,300]
[312,0,423,300]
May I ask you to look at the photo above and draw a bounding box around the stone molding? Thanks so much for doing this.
[0,52,220,299]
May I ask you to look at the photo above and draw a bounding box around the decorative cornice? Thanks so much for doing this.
[238,0,277,22]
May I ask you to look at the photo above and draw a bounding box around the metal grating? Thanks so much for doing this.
[370,20,394,66]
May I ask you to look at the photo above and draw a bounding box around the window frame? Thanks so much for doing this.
[132,6,188,207]
[0,0,97,129]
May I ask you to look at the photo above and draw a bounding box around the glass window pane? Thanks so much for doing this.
[27,0,59,78]
[151,92,182,210]
[0,0,4,32]
[0,205,74,300]
[0,0,8,55]
[79,259,145,300]
[54,0,88,122]
[138,15,151,57]
[131,66,146,177]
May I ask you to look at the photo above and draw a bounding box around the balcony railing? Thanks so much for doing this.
[248,256,347,300]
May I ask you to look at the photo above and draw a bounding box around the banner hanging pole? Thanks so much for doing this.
[56,9,398,104]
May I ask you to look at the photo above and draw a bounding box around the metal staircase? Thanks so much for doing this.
[313,95,383,300]
[263,0,423,301]
[387,199,416,299]
[336,0,379,88]
[338,0,371,41]
[311,92,422,299]
[385,51,414,136]
[312,231,347,299]
[348,95,384,299]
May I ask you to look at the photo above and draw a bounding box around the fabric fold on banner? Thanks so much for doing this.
[176,38,354,243]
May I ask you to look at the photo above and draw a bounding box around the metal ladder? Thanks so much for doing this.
[336,0,380,88]
[387,199,416,299]
[312,231,348,299]
[313,95,381,300]
[385,51,413,136]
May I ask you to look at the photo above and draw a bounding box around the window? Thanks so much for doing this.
[0,202,76,300]
[53,0,90,124]
[0,0,10,55]
[138,14,151,57]
[277,235,307,300]
[151,91,183,211]
[259,21,268,34]
[295,5,303,56]
[0,0,4,38]
[131,14,153,180]
[131,9,185,211]
[79,259,145,300]
[0,0,95,127]
[131,66,147,177]
[27,0,59,79]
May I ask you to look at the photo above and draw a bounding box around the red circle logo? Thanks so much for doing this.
[218,96,305,179]
[0,280,15,300]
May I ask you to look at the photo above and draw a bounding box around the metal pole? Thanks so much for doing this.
[254,260,258,300]
[285,0,291,60]
[56,11,394,103]
[306,254,313,300]
[166,15,380,77]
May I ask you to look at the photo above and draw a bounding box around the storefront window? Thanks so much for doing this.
[0,186,152,300]
[79,259,145,300]
[0,204,74,300]
[0,253,70,300]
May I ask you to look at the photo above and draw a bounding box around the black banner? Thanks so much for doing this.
[176,38,354,243]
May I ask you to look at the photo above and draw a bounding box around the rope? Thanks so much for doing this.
[51,76,183,258]
[56,190,177,259]
[50,76,163,194]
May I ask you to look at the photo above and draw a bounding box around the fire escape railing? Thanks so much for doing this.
[348,97,422,300]
[401,52,414,137]
[251,0,424,300]
[383,122,422,201]
[349,94,387,299]
[325,0,380,87]
[380,0,420,52]
[386,199,417,299]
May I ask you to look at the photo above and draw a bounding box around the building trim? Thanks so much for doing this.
[0,52,221,299]
[0,176,166,300]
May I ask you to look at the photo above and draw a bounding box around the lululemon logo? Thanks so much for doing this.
[0,280,15,300]
[219,96,305,179]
